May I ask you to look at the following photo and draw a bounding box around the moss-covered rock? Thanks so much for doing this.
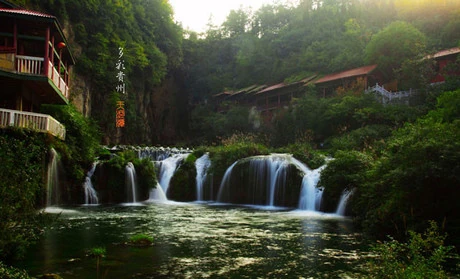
[168,154,197,201]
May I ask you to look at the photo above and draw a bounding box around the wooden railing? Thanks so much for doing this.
[16,55,44,75]
[14,55,69,99]
[48,61,69,99]
[0,108,65,140]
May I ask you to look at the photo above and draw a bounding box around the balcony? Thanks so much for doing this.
[0,108,65,140]
[12,54,69,99]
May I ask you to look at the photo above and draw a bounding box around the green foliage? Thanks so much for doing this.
[0,261,31,279]
[168,153,197,201]
[207,138,269,183]
[190,104,254,144]
[99,150,156,203]
[87,247,106,258]
[366,221,456,279]
[365,21,427,81]
[41,104,101,182]
[319,150,373,212]
[0,129,49,262]
[275,143,326,169]
[329,124,392,152]
[128,233,153,245]
[87,246,106,279]
[351,90,460,239]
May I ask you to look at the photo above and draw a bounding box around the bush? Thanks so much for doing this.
[275,143,326,169]
[0,129,49,261]
[96,151,157,203]
[0,261,31,279]
[318,150,373,213]
[366,221,457,279]
[128,234,154,246]
[41,104,101,187]
[168,153,197,201]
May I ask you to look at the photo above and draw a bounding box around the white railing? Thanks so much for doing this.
[0,108,65,140]
[366,84,416,103]
[16,55,44,75]
[48,61,69,99]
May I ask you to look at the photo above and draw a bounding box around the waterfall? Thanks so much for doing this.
[217,154,325,209]
[297,165,325,211]
[250,156,288,207]
[125,162,138,203]
[138,147,191,161]
[83,162,99,205]
[149,182,167,202]
[336,189,354,216]
[195,153,212,201]
[216,161,238,202]
[156,153,189,197]
[46,148,61,207]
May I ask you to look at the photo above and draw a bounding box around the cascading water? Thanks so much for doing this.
[195,153,212,201]
[336,189,354,216]
[149,182,167,202]
[217,154,324,208]
[297,165,326,211]
[250,156,288,207]
[125,162,138,203]
[83,162,99,205]
[46,148,61,207]
[216,161,238,202]
[155,153,189,197]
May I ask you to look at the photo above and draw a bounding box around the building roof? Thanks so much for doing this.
[315,64,378,84]
[0,8,55,20]
[432,47,460,59]
[256,82,287,94]
[0,7,76,65]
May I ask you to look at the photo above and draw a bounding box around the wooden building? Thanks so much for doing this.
[429,47,460,84]
[314,64,380,97]
[0,1,74,139]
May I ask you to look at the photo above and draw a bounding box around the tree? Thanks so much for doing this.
[365,21,427,82]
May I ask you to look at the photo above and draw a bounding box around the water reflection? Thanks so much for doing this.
[21,204,367,278]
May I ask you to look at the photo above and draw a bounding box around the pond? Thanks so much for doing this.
[20,203,369,278]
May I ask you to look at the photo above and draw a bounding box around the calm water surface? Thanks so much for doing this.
[21,203,368,278]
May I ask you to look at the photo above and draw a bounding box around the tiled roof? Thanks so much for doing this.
[0,8,55,19]
[432,47,460,59]
[256,83,287,94]
[315,64,378,84]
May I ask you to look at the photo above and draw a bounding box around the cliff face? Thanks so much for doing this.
[128,71,189,145]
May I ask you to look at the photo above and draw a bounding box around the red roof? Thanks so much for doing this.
[315,64,378,84]
[256,83,287,94]
[432,47,460,59]
[0,8,55,19]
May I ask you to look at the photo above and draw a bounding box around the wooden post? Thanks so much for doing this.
[50,36,54,80]
[13,20,17,52]
[44,26,50,76]
[58,48,62,88]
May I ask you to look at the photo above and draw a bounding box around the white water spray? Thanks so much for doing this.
[156,153,189,197]
[149,182,168,202]
[125,162,137,203]
[83,162,99,205]
[195,153,212,201]
[297,165,325,211]
[46,148,61,207]
[336,189,354,216]
[216,161,238,202]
